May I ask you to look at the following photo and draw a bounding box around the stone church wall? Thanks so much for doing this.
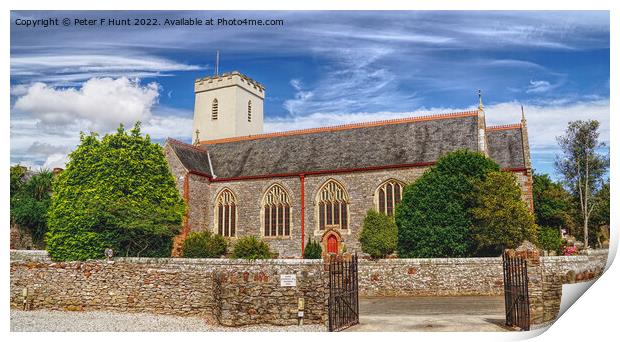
[201,167,429,257]
[179,165,535,258]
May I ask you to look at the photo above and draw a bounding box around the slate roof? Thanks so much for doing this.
[167,111,527,179]
[167,140,213,176]
[486,125,526,169]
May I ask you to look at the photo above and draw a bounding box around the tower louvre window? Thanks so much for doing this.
[248,100,252,122]
[211,99,218,120]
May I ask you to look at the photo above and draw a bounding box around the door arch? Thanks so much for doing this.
[327,234,338,254]
[321,230,342,256]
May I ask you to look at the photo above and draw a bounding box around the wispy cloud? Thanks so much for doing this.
[526,80,553,93]
[11,54,202,86]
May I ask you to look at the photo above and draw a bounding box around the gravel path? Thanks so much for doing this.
[11,310,326,332]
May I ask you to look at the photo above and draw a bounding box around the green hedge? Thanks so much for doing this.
[538,226,563,254]
[304,238,322,259]
[232,236,272,260]
[182,230,228,258]
[359,209,397,258]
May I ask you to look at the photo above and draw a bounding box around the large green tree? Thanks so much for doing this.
[555,120,609,249]
[589,180,610,247]
[532,172,574,231]
[395,150,499,258]
[46,123,185,261]
[471,171,539,256]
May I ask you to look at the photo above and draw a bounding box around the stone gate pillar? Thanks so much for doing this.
[513,241,543,325]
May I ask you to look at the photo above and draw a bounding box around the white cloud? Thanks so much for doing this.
[526,80,553,93]
[11,54,202,85]
[266,99,610,153]
[13,77,160,131]
[10,78,195,169]
[484,99,610,150]
[43,153,70,169]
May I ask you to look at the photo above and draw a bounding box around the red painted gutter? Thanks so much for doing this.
[300,174,305,256]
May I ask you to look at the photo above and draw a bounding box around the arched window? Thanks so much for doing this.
[247,100,252,122]
[376,179,404,216]
[211,99,218,120]
[262,184,291,237]
[317,180,349,231]
[214,189,236,237]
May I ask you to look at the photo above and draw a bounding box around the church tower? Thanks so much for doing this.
[193,71,265,142]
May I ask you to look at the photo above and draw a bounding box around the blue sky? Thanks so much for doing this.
[10,11,610,178]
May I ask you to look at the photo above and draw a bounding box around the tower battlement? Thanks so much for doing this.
[192,70,265,142]
[195,71,265,98]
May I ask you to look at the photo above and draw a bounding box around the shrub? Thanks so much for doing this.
[10,169,54,245]
[304,238,322,259]
[46,123,185,261]
[471,171,539,256]
[182,230,228,258]
[232,236,272,260]
[359,209,397,258]
[395,150,499,258]
[538,226,563,254]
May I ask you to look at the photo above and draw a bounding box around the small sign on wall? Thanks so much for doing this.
[280,274,297,287]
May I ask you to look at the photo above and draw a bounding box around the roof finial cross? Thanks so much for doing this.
[194,129,200,146]
[477,89,484,110]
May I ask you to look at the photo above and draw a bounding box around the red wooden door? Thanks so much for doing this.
[327,235,338,254]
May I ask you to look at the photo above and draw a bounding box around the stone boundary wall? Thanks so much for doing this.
[358,257,504,296]
[541,249,608,283]
[357,250,609,297]
[10,252,325,326]
[10,249,609,326]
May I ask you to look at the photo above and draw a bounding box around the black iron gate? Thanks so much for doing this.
[502,251,530,331]
[327,254,359,332]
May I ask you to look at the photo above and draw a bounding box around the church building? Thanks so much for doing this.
[164,71,534,258]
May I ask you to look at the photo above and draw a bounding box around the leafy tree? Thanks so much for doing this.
[396,150,499,258]
[182,230,228,258]
[555,120,609,249]
[471,171,538,255]
[532,172,574,231]
[303,238,322,259]
[231,236,272,260]
[46,123,185,261]
[589,180,610,247]
[10,169,54,245]
[10,165,27,197]
[359,209,397,258]
[538,226,563,254]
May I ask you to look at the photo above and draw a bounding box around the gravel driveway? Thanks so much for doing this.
[11,310,326,332]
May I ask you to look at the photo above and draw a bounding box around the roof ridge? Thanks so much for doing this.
[201,110,479,145]
[486,123,523,132]
[166,138,209,153]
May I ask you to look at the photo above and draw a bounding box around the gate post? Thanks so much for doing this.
[514,241,543,326]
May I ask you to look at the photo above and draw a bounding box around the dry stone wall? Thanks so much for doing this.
[10,249,608,327]
[359,257,504,296]
[10,253,326,326]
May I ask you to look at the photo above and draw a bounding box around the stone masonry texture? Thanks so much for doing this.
[11,250,607,326]
[170,164,533,258]
[10,251,326,327]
